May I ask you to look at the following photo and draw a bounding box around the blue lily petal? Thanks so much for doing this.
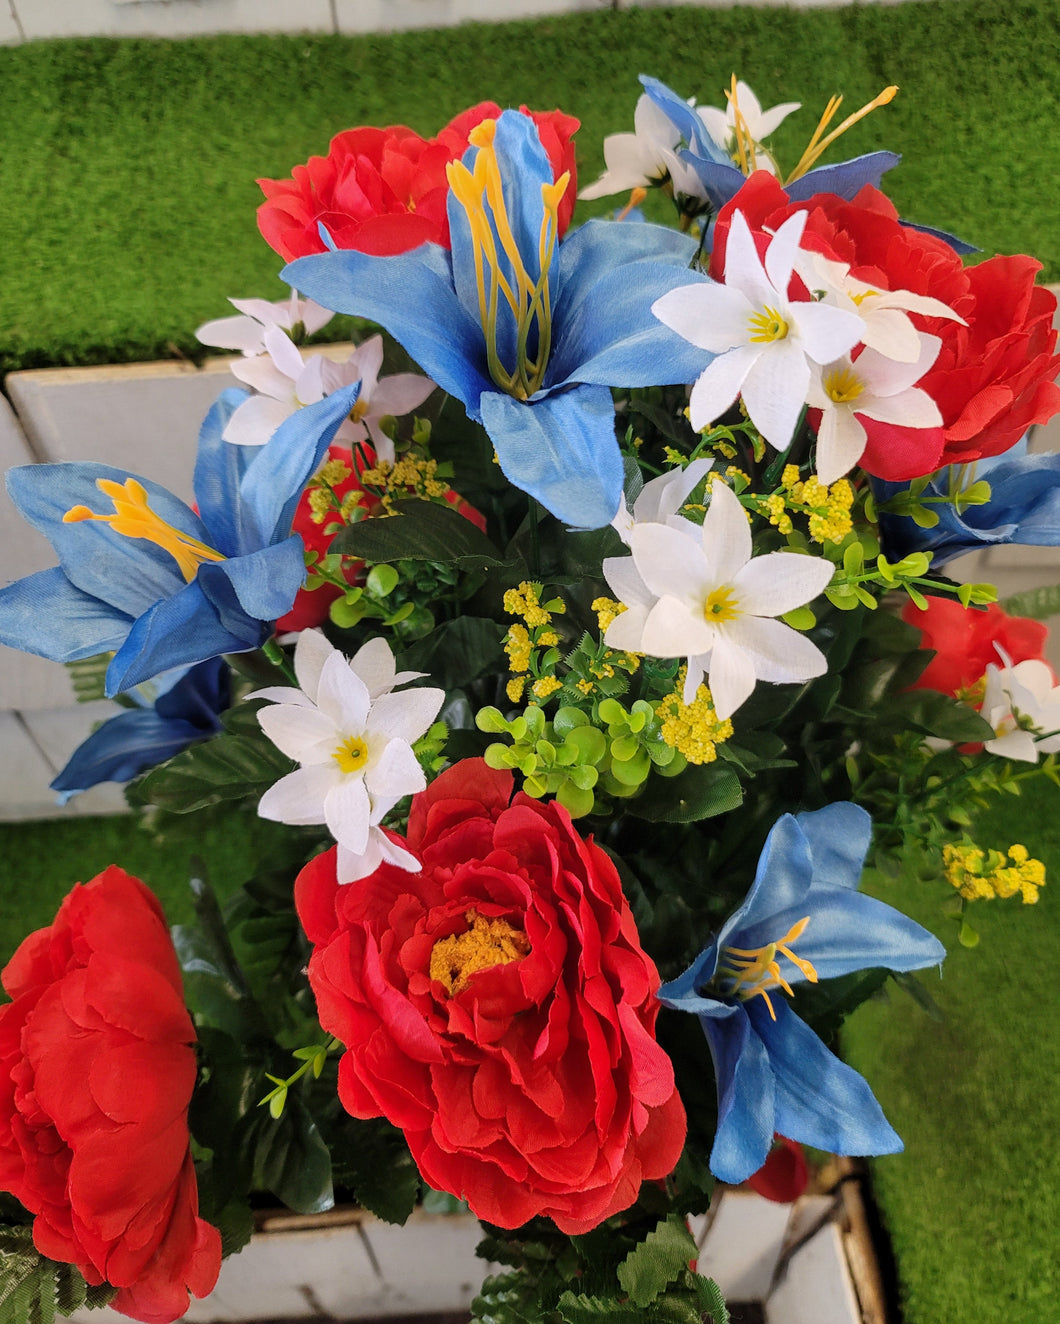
[703,1005,776,1185]
[785,152,900,201]
[900,218,978,256]
[638,75,729,165]
[51,657,230,800]
[660,802,944,1180]
[876,446,1060,567]
[480,385,622,529]
[286,245,491,414]
[0,567,132,662]
[286,108,716,527]
[751,999,902,1159]
[0,378,354,693]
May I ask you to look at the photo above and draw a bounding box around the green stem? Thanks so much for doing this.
[527,497,542,577]
[262,638,297,685]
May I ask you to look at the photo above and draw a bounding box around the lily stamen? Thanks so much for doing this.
[786,85,898,184]
[717,915,818,1021]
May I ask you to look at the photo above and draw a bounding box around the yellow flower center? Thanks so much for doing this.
[715,916,819,1020]
[429,909,531,996]
[445,119,569,401]
[703,584,740,624]
[822,364,865,404]
[63,478,226,583]
[747,306,789,344]
[332,735,369,774]
[849,288,880,307]
[350,397,370,422]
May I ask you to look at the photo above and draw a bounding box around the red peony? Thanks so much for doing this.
[0,867,221,1324]
[902,595,1051,697]
[711,173,1060,477]
[295,758,686,1233]
[258,105,579,262]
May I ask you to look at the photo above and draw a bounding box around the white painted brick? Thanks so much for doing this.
[336,0,607,32]
[697,1190,792,1301]
[0,711,66,820]
[0,5,22,44]
[766,1221,862,1324]
[13,0,333,41]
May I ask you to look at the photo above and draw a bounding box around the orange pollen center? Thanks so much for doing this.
[429,909,530,996]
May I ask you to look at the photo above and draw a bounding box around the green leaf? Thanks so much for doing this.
[398,617,506,690]
[616,1215,696,1307]
[252,1095,334,1214]
[690,1274,730,1324]
[332,1118,421,1225]
[332,499,509,568]
[888,690,994,742]
[127,711,294,813]
[630,763,743,823]
[556,1293,645,1324]
[1002,583,1060,620]
[0,1225,116,1324]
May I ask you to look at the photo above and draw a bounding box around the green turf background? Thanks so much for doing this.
[1,0,1059,373]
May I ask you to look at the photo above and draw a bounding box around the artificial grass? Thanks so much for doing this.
[0,0,1059,374]
[844,779,1060,1324]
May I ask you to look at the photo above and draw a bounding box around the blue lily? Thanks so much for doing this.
[659,804,945,1184]
[285,110,712,529]
[639,75,901,212]
[876,442,1060,568]
[51,657,229,802]
[0,384,358,695]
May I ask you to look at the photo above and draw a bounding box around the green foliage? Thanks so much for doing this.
[0,1226,115,1324]
[1002,583,1060,620]
[126,703,294,813]
[332,498,509,569]
[615,1215,696,1306]
[328,1119,422,1225]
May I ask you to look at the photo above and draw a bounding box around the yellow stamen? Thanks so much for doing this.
[445,119,566,400]
[703,584,741,624]
[332,735,369,774]
[724,74,758,174]
[616,186,648,222]
[429,909,530,996]
[748,306,789,343]
[786,85,898,185]
[716,916,818,1021]
[822,364,865,404]
[63,478,225,583]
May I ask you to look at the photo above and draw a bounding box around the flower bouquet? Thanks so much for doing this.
[1,72,1059,1323]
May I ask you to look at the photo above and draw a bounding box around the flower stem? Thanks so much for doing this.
[262,638,297,684]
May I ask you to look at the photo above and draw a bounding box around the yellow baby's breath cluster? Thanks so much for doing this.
[656,670,734,765]
[502,582,566,705]
[782,468,855,545]
[943,842,1046,904]
[361,454,450,510]
[306,458,365,526]
[591,597,626,632]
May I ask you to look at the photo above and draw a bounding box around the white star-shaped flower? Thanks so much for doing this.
[611,456,714,545]
[981,658,1060,762]
[602,481,835,720]
[697,80,800,176]
[806,334,943,484]
[579,92,707,202]
[251,631,444,883]
[195,291,333,356]
[795,248,966,364]
[652,210,864,451]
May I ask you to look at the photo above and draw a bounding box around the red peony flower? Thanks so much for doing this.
[711,173,1060,477]
[902,595,1052,697]
[295,758,686,1233]
[0,867,221,1324]
[258,105,579,262]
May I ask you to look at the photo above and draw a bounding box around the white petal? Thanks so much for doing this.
[790,301,863,365]
[324,776,372,854]
[763,211,808,296]
[739,339,809,450]
[316,651,370,732]
[294,629,335,703]
[724,211,778,310]
[859,387,941,429]
[229,354,296,401]
[365,738,426,800]
[814,405,867,485]
[985,729,1040,763]
[701,480,752,585]
[349,636,397,696]
[602,554,655,609]
[230,296,289,326]
[264,324,307,381]
[642,594,715,658]
[245,685,313,706]
[688,344,761,430]
[258,764,338,825]
[724,614,828,685]
[350,334,385,398]
[257,703,337,763]
[652,282,750,354]
[633,456,714,525]
[629,523,710,603]
[195,314,265,354]
[369,373,437,418]
[297,297,335,336]
[367,687,445,744]
[603,602,650,652]
[859,307,923,364]
[753,99,801,139]
[222,395,294,446]
[732,550,834,618]
[706,634,758,721]
[363,418,396,465]
[871,288,966,323]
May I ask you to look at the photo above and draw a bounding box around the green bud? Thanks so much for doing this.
[475,706,509,734]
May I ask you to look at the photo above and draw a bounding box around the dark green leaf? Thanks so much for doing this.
[631,764,743,823]
[398,617,506,690]
[127,722,294,813]
[690,1274,730,1324]
[332,499,509,568]
[0,1225,116,1324]
[555,1292,644,1324]
[330,1118,420,1225]
[892,970,946,1022]
[172,877,269,1041]
[472,1270,548,1324]
[886,690,994,742]
[252,1096,334,1214]
[1002,583,1060,620]
[616,1215,697,1307]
